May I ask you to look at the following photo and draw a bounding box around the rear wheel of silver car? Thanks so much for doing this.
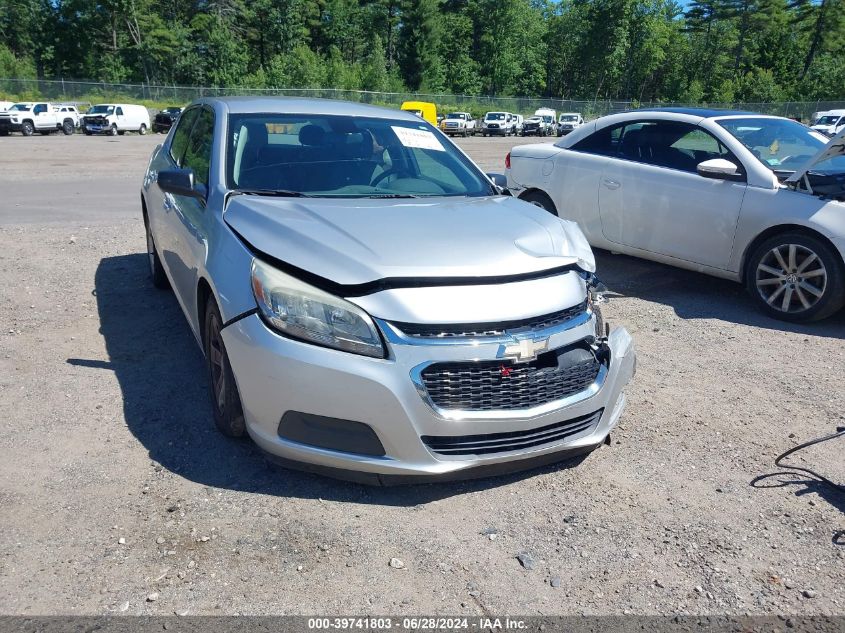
[139,123,147,135]
[204,297,246,438]
[520,190,558,217]
[145,219,170,289]
[62,120,74,135]
[746,232,845,322]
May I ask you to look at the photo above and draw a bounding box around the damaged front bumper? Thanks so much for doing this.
[222,301,636,484]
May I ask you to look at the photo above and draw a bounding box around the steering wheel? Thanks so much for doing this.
[371,168,414,188]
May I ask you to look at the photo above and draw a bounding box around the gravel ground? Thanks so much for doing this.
[0,133,843,617]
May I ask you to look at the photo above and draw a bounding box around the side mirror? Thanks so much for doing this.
[158,168,207,200]
[486,173,512,196]
[487,173,508,187]
[697,158,744,182]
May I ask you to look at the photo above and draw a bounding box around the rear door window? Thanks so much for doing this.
[572,123,624,156]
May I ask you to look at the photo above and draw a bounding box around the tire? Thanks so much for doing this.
[21,121,34,136]
[109,124,118,136]
[145,218,169,290]
[520,190,558,216]
[139,123,147,135]
[62,119,74,135]
[0,129,8,136]
[204,296,246,438]
[84,130,92,136]
[117,130,125,136]
[745,232,845,322]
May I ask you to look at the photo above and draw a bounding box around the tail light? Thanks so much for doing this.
[505,151,511,170]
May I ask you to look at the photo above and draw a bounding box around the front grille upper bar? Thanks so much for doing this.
[378,306,593,347]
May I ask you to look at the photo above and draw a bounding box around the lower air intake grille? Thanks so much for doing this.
[420,348,600,412]
[422,409,603,456]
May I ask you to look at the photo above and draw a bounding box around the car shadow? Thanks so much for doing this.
[593,250,845,337]
[66,254,591,506]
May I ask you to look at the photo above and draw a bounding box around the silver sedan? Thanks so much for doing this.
[141,97,636,483]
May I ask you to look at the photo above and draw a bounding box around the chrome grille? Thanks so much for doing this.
[393,301,586,339]
[422,409,603,455]
[420,349,601,412]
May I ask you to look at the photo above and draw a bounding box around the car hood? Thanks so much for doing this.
[785,127,845,183]
[224,195,591,286]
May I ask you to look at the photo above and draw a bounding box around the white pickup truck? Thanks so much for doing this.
[440,112,477,137]
[0,102,79,136]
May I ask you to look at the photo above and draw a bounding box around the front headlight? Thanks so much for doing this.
[251,259,385,358]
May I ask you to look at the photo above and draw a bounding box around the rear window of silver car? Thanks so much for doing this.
[227,114,492,198]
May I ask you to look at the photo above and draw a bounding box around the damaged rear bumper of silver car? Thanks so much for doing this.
[222,295,636,484]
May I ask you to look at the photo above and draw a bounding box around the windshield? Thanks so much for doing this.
[542,116,553,123]
[815,115,842,126]
[89,105,115,114]
[561,115,579,122]
[526,117,541,123]
[10,104,30,112]
[717,117,845,173]
[446,113,465,120]
[227,114,493,198]
[485,113,505,121]
[164,108,182,114]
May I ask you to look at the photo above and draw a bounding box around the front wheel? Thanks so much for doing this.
[520,190,558,216]
[62,120,74,135]
[746,232,845,322]
[21,121,34,136]
[139,123,147,135]
[109,124,118,136]
[145,219,169,289]
[204,297,246,438]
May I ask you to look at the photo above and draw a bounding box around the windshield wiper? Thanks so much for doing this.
[364,193,419,198]
[234,189,309,198]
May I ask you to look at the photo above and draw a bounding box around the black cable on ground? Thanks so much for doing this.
[774,426,845,493]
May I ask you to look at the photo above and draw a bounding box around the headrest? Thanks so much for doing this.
[299,124,325,146]
[243,121,268,147]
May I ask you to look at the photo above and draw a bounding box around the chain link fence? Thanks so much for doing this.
[2,77,843,121]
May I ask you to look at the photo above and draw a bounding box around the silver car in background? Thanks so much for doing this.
[141,97,636,484]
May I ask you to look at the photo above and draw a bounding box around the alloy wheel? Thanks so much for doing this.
[207,311,227,413]
[145,224,156,276]
[755,243,827,313]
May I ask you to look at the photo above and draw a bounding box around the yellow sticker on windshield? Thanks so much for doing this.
[769,139,779,155]
[392,126,445,151]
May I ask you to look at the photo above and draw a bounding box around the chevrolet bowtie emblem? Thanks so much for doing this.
[498,335,550,363]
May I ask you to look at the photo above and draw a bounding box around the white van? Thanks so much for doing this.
[534,107,557,136]
[557,112,584,136]
[811,109,845,137]
[81,103,151,136]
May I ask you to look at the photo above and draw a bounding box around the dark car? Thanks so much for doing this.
[152,107,183,133]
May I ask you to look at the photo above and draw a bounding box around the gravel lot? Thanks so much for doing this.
[0,133,843,617]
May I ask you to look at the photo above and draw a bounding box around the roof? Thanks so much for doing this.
[200,96,420,121]
[631,106,756,118]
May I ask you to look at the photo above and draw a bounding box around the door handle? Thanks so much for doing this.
[602,178,621,190]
